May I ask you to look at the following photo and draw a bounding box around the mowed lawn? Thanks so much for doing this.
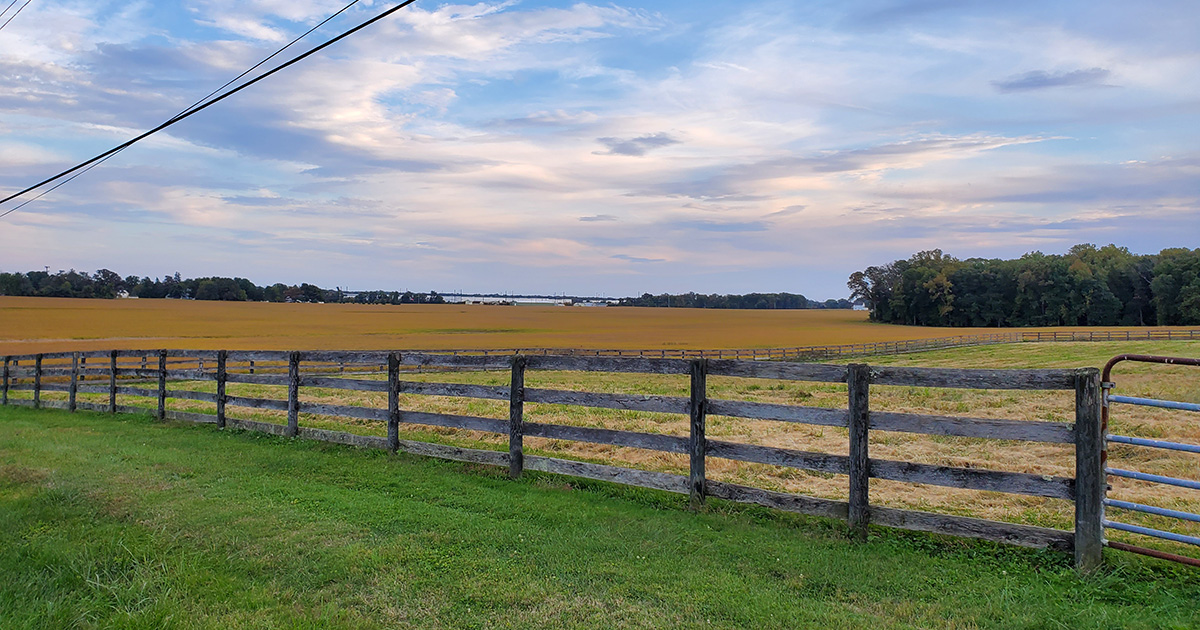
[4,296,1193,355]
[2,406,1199,629]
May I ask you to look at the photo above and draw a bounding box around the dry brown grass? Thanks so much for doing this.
[5,296,1195,355]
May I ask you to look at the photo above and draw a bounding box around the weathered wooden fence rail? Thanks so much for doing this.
[1,349,1106,570]
[191,328,1194,362]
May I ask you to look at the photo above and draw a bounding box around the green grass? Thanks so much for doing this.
[2,406,1199,629]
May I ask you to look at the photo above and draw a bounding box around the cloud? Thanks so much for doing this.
[579,214,617,222]
[594,133,680,157]
[612,254,665,263]
[992,67,1113,92]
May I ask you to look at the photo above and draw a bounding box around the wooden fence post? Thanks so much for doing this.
[848,363,871,541]
[387,352,400,452]
[68,352,79,412]
[79,356,87,382]
[108,351,118,413]
[1074,367,1104,572]
[2,356,9,406]
[689,358,708,510]
[509,354,527,479]
[157,349,167,420]
[216,350,227,429]
[286,351,300,437]
[33,354,42,409]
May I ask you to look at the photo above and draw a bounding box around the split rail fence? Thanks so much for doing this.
[401,328,1200,361]
[2,349,1106,570]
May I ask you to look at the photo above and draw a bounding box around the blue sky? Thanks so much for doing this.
[1,0,1197,299]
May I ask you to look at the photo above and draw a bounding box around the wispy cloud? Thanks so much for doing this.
[594,133,680,157]
[992,67,1113,92]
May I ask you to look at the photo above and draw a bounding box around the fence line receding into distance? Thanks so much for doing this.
[1,348,1113,571]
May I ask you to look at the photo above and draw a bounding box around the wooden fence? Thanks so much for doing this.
[1,349,1105,571]
[364,328,1200,361]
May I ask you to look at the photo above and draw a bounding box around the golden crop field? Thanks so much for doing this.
[0,296,1189,355]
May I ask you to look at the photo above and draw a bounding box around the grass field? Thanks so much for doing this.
[2,405,1198,629]
[3,296,1194,355]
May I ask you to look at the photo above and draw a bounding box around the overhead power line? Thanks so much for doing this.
[0,0,32,33]
[1,0,418,218]
[0,0,21,21]
[0,0,364,219]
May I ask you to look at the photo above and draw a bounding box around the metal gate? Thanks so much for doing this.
[1102,354,1200,566]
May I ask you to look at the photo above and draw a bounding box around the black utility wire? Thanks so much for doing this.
[0,0,21,21]
[1,0,417,216]
[0,0,32,33]
[0,0,363,218]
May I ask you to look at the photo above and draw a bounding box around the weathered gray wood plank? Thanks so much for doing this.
[216,350,227,429]
[387,353,400,451]
[286,352,300,437]
[526,355,691,375]
[165,369,215,381]
[302,350,388,364]
[156,350,167,421]
[165,409,219,424]
[524,456,689,494]
[523,422,688,453]
[848,363,871,541]
[225,350,290,362]
[165,390,218,403]
[705,481,849,520]
[869,366,1075,390]
[225,373,291,386]
[869,459,1075,500]
[870,411,1073,443]
[302,375,388,392]
[224,395,290,411]
[509,355,526,479]
[526,388,689,414]
[689,359,707,509]
[299,426,389,449]
[399,353,511,370]
[395,439,509,466]
[113,386,164,399]
[1073,367,1104,571]
[300,402,388,422]
[707,399,849,427]
[706,361,848,383]
[397,410,508,434]
[706,440,850,475]
[868,506,1073,550]
[401,380,509,400]
[227,418,291,436]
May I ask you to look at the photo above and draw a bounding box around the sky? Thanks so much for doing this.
[1,0,1198,299]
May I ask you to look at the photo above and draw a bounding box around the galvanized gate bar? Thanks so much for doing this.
[1103,520,1200,547]
[1107,395,1200,413]
[1107,434,1200,454]
[1107,468,1200,491]
[1105,499,1200,524]
[1101,353,1200,566]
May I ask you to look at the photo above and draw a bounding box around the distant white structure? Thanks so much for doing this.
[444,295,573,306]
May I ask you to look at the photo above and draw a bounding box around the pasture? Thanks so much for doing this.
[2,405,1198,629]
[1,296,1188,355]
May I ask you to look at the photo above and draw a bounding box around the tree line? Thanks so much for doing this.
[848,245,1200,327]
[0,269,445,304]
[618,292,853,309]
